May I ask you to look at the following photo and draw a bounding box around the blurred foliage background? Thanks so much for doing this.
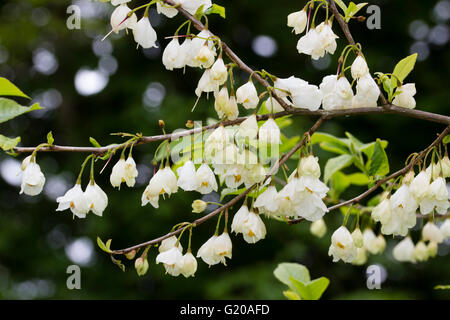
[0,0,449,299]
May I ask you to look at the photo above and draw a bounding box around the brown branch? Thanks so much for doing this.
[110,116,326,254]
[288,125,450,225]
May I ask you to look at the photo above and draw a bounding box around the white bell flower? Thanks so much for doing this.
[180,0,212,15]
[409,170,430,200]
[351,55,369,80]
[297,22,338,59]
[375,234,386,253]
[231,206,266,244]
[162,38,185,70]
[371,197,392,225]
[56,183,89,218]
[291,83,323,111]
[254,186,279,216]
[298,155,321,179]
[156,246,184,276]
[194,45,215,68]
[214,88,239,121]
[316,21,338,55]
[242,163,266,189]
[352,248,368,266]
[392,83,416,109]
[197,232,232,266]
[287,10,307,34]
[110,156,138,189]
[320,75,353,110]
[275,178,299,216]
[258,118,281,145]
[195,69,219,97]
[20,157,45,196]
[382,184,417,236]
[236,81,259,109]
[176,160,197,191]
[362,229,381,254]
[159,236,183,253]
[427,241,438,258]
[180,251,198,278]
[209,58,227,85]
[352,74,380,108]
[440,155,450,178]
[84,182,108,216]
[195,163,218,194]
[187,29,215,67]
[110,4,137,33]
[393,236,415,263]
[141,166,178,208]
[310,218,327,238]
[291,175,329,221]
[426,162,441,180]
[132,17,158,49]
[413,241,429,262]
[237,114,258,140]
[328,226,357,263]
[273,76,307,98]
[205,125,229,159]
[156,1,179,18]
[419,177,450,215]
[440,219,450,238]
[422,221,444,244]
[351,228,364,248]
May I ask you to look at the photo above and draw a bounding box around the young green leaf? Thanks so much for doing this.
[274,263,310,291]
[320,141,350,155]
[0,134,21,151]
[111,255,126,272]
[283,290,301,300]
[97,237,113,254]
[334,0,348,12]
[0,98,43,123]
[205,4,226,18]
[47,131,54,146]
[443,134,450,144]
[391,53,418,87]
[345,2,368,22]
[89,137,102,148]
[369,139,389,176]
[324,154,353,183]
[0,77,31,99]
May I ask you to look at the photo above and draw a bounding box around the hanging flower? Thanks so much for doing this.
[176,160,198,191]
[254,186,279,216]
[392,83,416,109]
[197,232,232,266]
[110,4,137,33]
[141,166,178,208]
[179,251,198,278]
[352,74,380,108]
[56,183,89,218]
[209,58,228,85]
[180,0,212,15]
[393,236,415,263]
[258,118,281,145]
[351,55,369,80]
[132,16,158,49]
[156,246,184,276]
[110,156,138,189]
[231,205,267,243]
[328,226,357,263]
[162,38,185,70]
[236,81,259,109]
[156,0,179,18]
[287,9,307,34]
[310,218,327,238]
[422,221,444,244]
[84,181,108,216]
[195,163,218,194]
[20,156,46,196]
[320,75,353,110]
[419,177,450,215]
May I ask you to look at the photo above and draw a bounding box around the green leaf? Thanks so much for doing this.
[311,132,349,147]
[320,141,350,155]
[434,285,450,290]
[97,237,113,254]
[391,53,417,87]
[345,2,368,22]
[220,187,263,201]
[194,4,206,19]
[0,77,30,99]
[347,172,370,185]
[324,154,353,183]
[274,263,310,291]
[369,139,389,177]
[290,277,330,300]
[345,132,364,150]
[0,98,43,123]
[360,140,388,158]
[0,134,21,151]
[334,0,348,12]
[443,135,450,144]
[47,131,54,146]
[205,4,226,18]
[89,137,102,148]
[283,290,301,300]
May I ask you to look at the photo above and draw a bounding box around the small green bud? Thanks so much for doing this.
[351,228,364,248]
[135,257,149,276]
[192,200,207,213]
[125,249,137,260]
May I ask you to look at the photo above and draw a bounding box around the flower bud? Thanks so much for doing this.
[375,234,386,253]
[299,155,321,178]
[159,119,165,127]
[413,241,429,262]
[427,241,438,258]
[352,228,364,248]
[125,249,137,260]
[402,170,415,185]
[310,218,327,238]
[287,10,307,34]
[135,256,149,276]
[440,155,450,178]
[351,55,369,80]
[186,120,194,128]
[192,199,207,213]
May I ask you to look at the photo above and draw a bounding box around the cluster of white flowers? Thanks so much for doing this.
[254,155,329,221]
[372,162,450,237]
[156,236,198,277]
[287,8,338,61]
[110,0,212,49]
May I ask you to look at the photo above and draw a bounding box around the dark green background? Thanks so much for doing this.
[0,0,449,299]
